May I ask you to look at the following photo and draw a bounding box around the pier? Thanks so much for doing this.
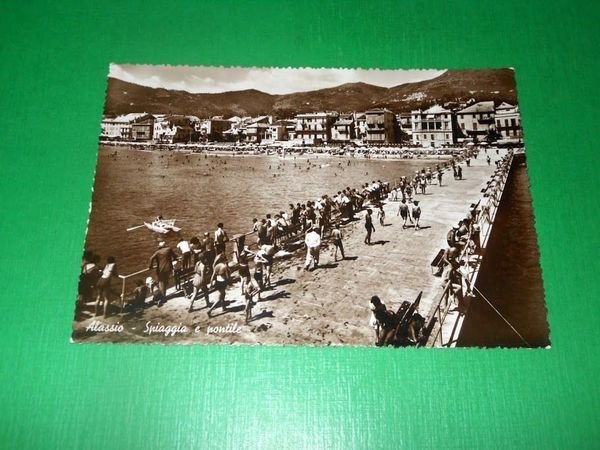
[74,148,515,346]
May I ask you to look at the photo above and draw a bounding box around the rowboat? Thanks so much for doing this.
[143,219,181,234]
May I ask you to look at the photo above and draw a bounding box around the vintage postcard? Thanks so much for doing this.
[72,65,549,347]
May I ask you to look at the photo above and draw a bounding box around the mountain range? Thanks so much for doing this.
[104,68,518,118]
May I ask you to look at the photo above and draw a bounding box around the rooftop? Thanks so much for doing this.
[458,101,495,114]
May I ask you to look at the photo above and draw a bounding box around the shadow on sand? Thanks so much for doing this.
[260,290,291,302]
[249,310,274,322]
[370,240,390,245]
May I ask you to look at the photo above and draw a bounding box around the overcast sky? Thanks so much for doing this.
[109,64,445,95]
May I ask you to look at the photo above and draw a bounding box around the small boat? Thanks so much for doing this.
[144,219,181,234]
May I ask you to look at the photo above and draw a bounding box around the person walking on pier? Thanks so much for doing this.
[188,252,211,312]
[397,199,412,229]
[419,175,427,195]
[256,219,268,246]
[207,255,230,317]
[257,244,277,288]
[369,296,398,347]
[331,223,345,261]
[177,238,192,270]
[437,170,443,186]
[214,223,229,254]
[364,208,375,244]
[447,225,458,247]
[411,200,422,230]
[149,241,177,305]
[405,183,413,202]
[95,256,118,317]
[304,226,321,270]
[201,232,216,267]
[457,165,463,180]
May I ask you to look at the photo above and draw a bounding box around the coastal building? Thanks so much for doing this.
[200,117,233,141]
[495,102,522,141]
[130,114,155,141]
[397,113,413,143]
[411,105,454,147]
[331,115,355,142]
[152,115,199,143]
[353,113,367,142]
[364,109,398,144]
[100,113,147,140]
[293,112,338,145]
[456,101,496,142]
[265,120,294,142]
[244,123,270,143]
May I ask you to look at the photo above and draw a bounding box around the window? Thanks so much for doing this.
[511,118,516,127]
[431,134,434,140]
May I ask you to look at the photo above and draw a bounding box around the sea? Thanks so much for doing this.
[85,145,430,275]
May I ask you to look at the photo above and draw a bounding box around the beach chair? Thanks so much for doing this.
[430,249,446,275]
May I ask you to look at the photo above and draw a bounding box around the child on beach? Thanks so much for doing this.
[242,274,261,324]
[412,200,422,231]
[377,205,385,226]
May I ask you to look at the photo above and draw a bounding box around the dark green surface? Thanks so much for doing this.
[1,0,598,448]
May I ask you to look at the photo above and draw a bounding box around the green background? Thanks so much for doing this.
[1,0,598,448]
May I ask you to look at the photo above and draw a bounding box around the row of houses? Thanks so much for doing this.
[100,101,522,147]
[411,101,522,147]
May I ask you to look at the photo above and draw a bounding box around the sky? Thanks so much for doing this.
[109,64,445,95]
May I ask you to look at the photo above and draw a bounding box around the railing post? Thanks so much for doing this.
[120,277,126,312]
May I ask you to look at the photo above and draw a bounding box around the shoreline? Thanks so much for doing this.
[98,140,493,161]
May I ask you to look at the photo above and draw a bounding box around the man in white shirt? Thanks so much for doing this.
[176,238,192,269]
[304,227,321,271]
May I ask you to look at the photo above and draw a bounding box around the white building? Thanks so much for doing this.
[495,102,522,141]
[101,113,147,140]
[331,116,355,142]
[456,101,495,142]
[411,105,454,147]
[293,112,338,144]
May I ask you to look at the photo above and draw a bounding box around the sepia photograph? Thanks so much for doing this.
[72,65,549,348]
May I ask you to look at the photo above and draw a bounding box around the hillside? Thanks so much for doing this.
[104,68,517,118]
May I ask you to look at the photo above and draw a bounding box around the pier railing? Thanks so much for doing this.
[425,152,514,347]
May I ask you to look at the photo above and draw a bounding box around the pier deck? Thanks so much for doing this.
[75,150,508,346]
